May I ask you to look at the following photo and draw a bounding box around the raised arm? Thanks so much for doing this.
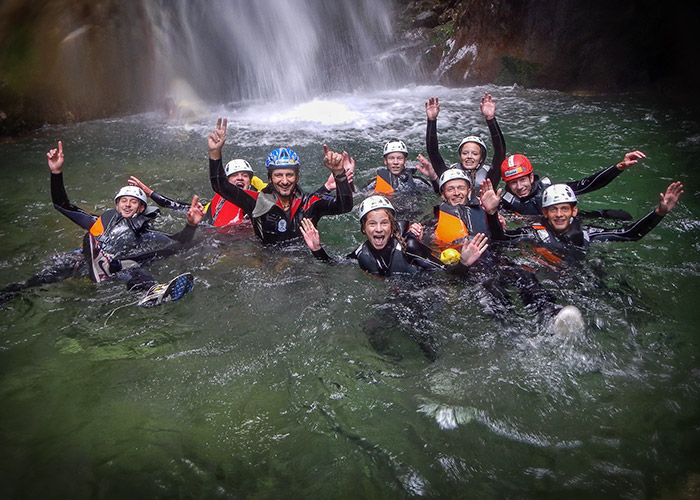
[47,141,98,229]
[425,97,450,177]
[588,181,684,242]
[566,150,646,195]
[207,118,257,214]
[481,93,506,189]
[300,218,332,261]
[129,175,191,212]
[308,146,354,219]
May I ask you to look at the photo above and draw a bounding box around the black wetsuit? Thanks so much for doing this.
[500,165,625,216]
[209,158,353,244]
[2,173,198,295]
[426,116,506,203]
[363,166,437,195]
[488,207,666,257]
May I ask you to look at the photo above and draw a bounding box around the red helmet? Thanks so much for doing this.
[501,154,533,182]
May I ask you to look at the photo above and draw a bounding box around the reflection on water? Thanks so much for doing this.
[0,85,699,498]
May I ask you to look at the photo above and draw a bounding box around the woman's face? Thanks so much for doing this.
[363,209,393,250]
[459,142,483,170]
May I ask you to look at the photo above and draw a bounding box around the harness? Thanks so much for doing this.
[501,176,551,215]
[373,167,426,195]
[433,203,490,249]
[209,193,249,227]
[353,239,419,276]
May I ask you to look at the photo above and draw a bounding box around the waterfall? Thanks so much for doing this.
[144,0,413,105]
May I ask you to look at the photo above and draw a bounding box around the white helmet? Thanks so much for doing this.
[457,135,488,159]
[114,186,147,205]
[438,168,472,191]
[358,195,395,221]
[542,184,577,208]
[225,159,254,177]
[383,139,408,156]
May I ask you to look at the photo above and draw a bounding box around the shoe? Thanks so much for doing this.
[138,273,194,308]
[549,305,585,335]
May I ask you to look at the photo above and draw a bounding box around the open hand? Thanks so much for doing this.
[480,92,496,120]
[617,150,646,170]
[479,178,502,214]
[656,181,684,216]
[425,97,440,120]
[460,233,488,267]
[128,176,153,197]
[300,218,321,251]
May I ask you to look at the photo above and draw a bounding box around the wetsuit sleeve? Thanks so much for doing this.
[426,119,449,178]
[50,172,98,230]
[306,172,353,221]
[486,117,506,189]
[487,212,536,244]
[166,222,198,244]
[565,164,623,195]
[150,191,191,212]
[445,260,471,276]
[586,210,665,242]
[209,157,256,214]
[311,247,333,262]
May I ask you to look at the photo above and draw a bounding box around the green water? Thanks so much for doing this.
[0,86,699,498]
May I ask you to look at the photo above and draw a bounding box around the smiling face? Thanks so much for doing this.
[362,208,393,251]
[459,142,483,170]
[505,173,534,198]
[116,195,145,218]
[269,168,299,198]
[383,152,407,175]
[441,179,471,206]
[542,203,578,233]
[228,171,252,190]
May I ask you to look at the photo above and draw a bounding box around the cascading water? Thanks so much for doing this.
[144,0,416,105]
[0,2,699,498]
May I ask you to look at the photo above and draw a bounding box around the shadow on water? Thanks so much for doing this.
[0,86,699,498]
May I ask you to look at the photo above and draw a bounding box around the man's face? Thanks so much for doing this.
[270,168,298,197]
[459,143,483,170]
[116,196,145,218]
[228,171,252,190]
[363,209,392,251]
[441,179,471,206]
[384,153,407,175]
[505,173,534,198]
[542,203,578,233]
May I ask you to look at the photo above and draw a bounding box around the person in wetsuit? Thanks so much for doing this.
[302,195,488,276]
[424,92,506,204]
[208,117,353,245]
[498,151,647,216]
[127,158,264,231]
[484,180,684,256]
[430,168,502,250]
[363,139,437,196]
[2,141,205,303]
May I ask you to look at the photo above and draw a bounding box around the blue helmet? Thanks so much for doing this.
[266,148,300,170]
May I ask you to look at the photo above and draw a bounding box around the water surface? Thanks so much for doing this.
[1,85,699,498]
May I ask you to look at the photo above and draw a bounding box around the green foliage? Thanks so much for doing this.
[430,22,454,48]
[497,56,539,88]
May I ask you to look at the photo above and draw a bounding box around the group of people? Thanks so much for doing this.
[2,93,684,329]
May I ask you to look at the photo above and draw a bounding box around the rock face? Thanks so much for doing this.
[0,0,157,137]
[396,0,696,94]
[0,0,696,137]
